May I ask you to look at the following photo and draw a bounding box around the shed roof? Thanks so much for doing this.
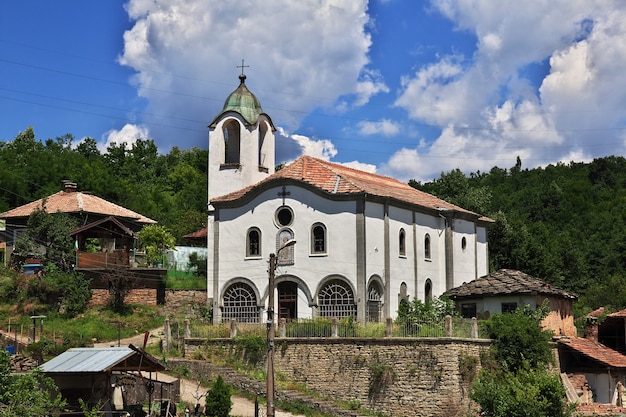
[212,155,492,222]
[0,185,155,224]
[558,337,626,369]
[40,345,164,374]
[444,269,577,300]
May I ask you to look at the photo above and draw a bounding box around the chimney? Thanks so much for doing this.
[62,180,77,193]
[584,316,598,342]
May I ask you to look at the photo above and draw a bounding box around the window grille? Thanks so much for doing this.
[366,281,382,322]
[312,224,326,254]
[247,228,260,257]
[319,280,357,318]
[222,283,259,323]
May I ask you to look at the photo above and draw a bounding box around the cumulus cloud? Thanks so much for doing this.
[98,123,150,154]
[387,0,626,180]
[118,0,373,151]
[357,119,400,136]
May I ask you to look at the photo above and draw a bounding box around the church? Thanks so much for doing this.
[207,73,492,324]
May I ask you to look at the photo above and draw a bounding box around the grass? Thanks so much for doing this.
[0,303,164,353]
[165,270,207,289]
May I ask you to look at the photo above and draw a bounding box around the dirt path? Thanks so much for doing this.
[95,327,305,417]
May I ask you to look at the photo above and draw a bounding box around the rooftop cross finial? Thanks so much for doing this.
[236,59,249,76]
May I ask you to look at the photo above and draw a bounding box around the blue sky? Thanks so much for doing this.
[2,1,626,182]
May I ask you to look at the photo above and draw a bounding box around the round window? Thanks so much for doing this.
[276,206,294,227]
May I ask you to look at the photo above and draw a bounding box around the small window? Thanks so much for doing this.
[399,229,406,257]
[424,234,431,259]
[246,228,261,257]
[461,303,477,318]
[501,302,518,314]
[424,279,433,304]
[311,223,326,254]
[275,206,294,227]
[461,236,467,251]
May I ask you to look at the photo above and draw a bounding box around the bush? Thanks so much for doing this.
[204,375,231,417]
[471,367,574,417]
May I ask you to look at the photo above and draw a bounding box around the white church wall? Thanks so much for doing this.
[476,225,489,277]
[364,202,385,288]
[387,206,415,318]
[414,211,446,301]
[452,218,478,288]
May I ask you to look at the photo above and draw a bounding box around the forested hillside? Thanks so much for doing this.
[0,127,207,240]
[411,156,626,314]
[2,128,625,313]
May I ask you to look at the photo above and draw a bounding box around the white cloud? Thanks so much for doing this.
[118,0,372,151]
[275,127,337,162]
[99,124,150,154]
[357,119,400,136]
[386,0,626,180]
[340,160,377,173]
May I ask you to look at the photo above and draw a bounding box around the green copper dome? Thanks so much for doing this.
[210,74,263,127]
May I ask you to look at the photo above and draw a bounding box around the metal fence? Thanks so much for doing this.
[170,316,488,341]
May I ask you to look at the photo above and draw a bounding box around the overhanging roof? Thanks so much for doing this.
[40,345,165,374]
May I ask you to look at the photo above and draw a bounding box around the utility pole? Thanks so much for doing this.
[267,239,296,417]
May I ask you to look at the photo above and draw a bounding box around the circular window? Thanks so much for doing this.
[275,206,294,227]
[461,237,467,251]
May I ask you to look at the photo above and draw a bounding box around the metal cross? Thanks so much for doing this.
[236,59,249,76]
[278,186,290,205]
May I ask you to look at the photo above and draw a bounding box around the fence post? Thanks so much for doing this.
[444,315,452,337]
[386,317,393,337]
[279,318,286,337]
[332,317,338,338]
[230,318,237,338]
[184,319,190,339]
[471,317,478,338]
[164,318,170,352]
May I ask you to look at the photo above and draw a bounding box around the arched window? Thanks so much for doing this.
[318,279,357,319]
[399,228,406,257]
[424,279,433,304]
[461,236,467,251]
[246,228,261,257]
[223,120,240,165]
[367,279,383,322]
[222,282,258,323]
[311,223,327,254]
[276,228,295,265]
[424,234,431,260]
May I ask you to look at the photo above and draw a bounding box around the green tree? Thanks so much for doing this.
[482,304,553,373]
[137,224,176,267]
[14,206,78,271]
[204,375,232,417]
[0,351,66,416]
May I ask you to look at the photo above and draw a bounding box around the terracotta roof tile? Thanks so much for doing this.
[558,337,626,368]
[608,308,626,318]
[212,155,491,219]
[0,189,155,224]
[183,227,208,239]
[444,269,578,299]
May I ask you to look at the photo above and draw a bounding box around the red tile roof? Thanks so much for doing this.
[608,308,626,318]
[558,337,626,368]
[445,269,578,300]
[212,155,492,220]
[0,189,155,224]
[183,227,208,239]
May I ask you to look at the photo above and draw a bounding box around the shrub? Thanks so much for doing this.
[204,375,232,417]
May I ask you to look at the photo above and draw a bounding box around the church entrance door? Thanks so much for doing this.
[278,282,297,320]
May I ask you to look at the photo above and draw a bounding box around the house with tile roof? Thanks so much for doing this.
[0,180,156,268]
[444,269,578,336]
[206,74,492,324]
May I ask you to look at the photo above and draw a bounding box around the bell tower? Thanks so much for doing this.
[208,70,276,203]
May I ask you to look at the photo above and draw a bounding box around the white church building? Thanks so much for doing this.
[207,73,492,324]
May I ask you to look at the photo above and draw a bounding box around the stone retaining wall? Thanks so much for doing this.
[184,337,490,417]
[89,289,206,308]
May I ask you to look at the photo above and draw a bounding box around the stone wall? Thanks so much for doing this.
[89,289,206,308]
[184,337,490,417]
